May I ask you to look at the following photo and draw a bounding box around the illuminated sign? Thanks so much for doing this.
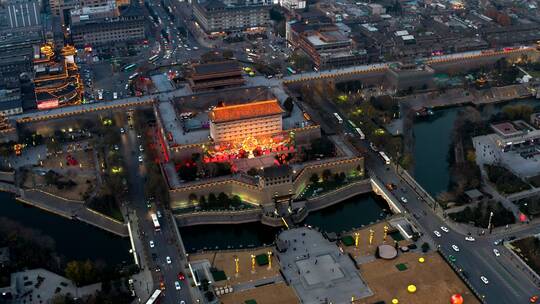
[37,99,59,110]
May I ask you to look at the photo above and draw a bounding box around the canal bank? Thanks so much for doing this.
[412,98,540,197]
[0,191,131,265]
[180,192,392,252]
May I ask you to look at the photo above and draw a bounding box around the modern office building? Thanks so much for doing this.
[187,60,245,92]
[48,0,114,24]
[209,99,284,143]
[193,0,271,33]
[0,88,23,116]
[287,22,367,68]
[69,4,144,48]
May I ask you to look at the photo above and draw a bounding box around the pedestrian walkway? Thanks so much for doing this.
[18,189,128,236]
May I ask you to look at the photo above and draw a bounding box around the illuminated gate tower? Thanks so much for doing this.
[209,100,285,153]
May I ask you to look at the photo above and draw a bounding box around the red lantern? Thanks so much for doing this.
[450,294,463,304]
[519,213,528,223]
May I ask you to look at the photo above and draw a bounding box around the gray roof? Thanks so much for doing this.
[0,98,22,111]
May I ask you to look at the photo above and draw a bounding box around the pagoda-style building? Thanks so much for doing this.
[33,44,83,110]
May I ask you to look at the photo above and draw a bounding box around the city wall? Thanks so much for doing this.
[169,156,365,209]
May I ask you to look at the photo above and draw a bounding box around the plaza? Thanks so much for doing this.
[276,227,372,304]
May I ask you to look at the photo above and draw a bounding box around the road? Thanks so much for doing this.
[364,148,540,303]
[119,116,194,304]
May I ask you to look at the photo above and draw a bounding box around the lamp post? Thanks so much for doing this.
[383,225,389,243]
[251,254,256,273]
[488,211,494,234]
[354,232,360,249]
[267,251,272,270]
[369,229,374,246]
[234,256,239,277]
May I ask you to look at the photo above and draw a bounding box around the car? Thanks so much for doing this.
[186,48,191,51]
[480,276,489,284]
[113,92,118,99]
[448,254,456,262]
[452,244,460,252]
[139,144,144,152]
[138,155,143,163]
[193,46,199,50]
[465,236,475,242]
[146,200,152,208]
[149,240,155,248]
[120,127,125,134]
[157,211,162,218]
[494,239,503,246]
[160,280,166,290]
[433,230,441,238]
[155,266,161,272]
[178,272,185,280]
[400,197,408,203]
[113,144,119,151]
[440,226,450,233]
[493,249,500,257]
[180,301,186,304]
[183,44,188,48]
[175,281,181,290]
[530,295,539,303]
[166,256,171,264]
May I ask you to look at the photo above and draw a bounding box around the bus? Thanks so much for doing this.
[379,151,391,165]
[333,112,343,124]
[122,63,137,72]
[151,213,160,231]
[348,120,358,128]
[145,289,162,304]
[355,128,365,140]
[129,72,139,80]
[287,67,296,74]
[148,55,159,63]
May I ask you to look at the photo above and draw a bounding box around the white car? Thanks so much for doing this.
[139,144,144,152]
[493,249,500,257]
[175,281,181,290]
[166,256,172,264]
[440,226,450,233]
[480,276,489,284]
[433,230,441,238]
[138,155,143,163]
[193,46,199,50]
[465,236,476,242]
[186,48,191,51]
[400,197,408,203]
[157,211,162,218]
[452,244,460,252]
[149,240,154,248]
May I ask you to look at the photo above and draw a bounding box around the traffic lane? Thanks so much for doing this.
[366,160,537,300]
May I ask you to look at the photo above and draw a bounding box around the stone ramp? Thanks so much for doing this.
[18,189,128,237]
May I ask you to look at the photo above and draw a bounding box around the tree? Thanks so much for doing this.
[310,173,319,184]
[421,242,430,253]
[247,167,259,176]
[231,195,242,206]
[322,169,332,181]
[217,192,229,208]
[188,193,198,203]
[283,97,294,113]
[199,196,207,208]
[208,193,217,207]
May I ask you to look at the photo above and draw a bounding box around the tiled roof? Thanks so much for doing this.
[210,100,283,123]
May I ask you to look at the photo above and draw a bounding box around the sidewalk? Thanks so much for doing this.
[127,209,155,302]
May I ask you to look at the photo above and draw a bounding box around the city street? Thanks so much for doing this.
[119,116,195,304]
[364,149,540,303]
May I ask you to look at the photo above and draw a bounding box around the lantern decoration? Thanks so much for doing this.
[418,257,425,263]
[450,294,464,304]
[391,299,399,304]
[407,284,417,293]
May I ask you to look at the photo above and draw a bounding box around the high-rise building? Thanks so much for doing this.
[48,0,112,24]
[69,4,145,48]
[193,0,271,33]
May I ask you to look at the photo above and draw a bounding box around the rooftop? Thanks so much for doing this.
[192,61,241,75]
[209,99,284,123]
